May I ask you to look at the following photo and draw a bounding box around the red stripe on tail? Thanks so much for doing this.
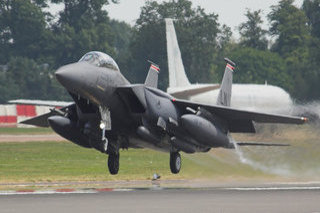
[150,64,160,72]
[226,63,234,70]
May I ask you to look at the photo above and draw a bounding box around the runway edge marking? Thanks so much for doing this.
[226,186,320,191]
[1,186,320,195]
[0,188,133,195]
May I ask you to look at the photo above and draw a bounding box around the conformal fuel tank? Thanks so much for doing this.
[180,114,230,148]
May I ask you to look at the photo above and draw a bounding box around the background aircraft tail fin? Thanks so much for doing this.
[216,58,236,107]
[165,18,190,88]
[145,61,160,88]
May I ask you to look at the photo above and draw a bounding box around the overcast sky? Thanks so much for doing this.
[50,0,304,38]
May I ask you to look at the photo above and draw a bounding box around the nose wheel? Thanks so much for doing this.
[170,152,181,174]
[99,106,111,152]
[108,153,119,175]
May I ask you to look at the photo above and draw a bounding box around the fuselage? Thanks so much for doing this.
[54,55,232,153]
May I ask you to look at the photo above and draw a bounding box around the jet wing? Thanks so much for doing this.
[172,99,307,133]
[20,104,75,127]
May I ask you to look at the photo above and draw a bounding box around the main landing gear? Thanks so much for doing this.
[108,152,119,175]
[107,151,181,175]
[170,152,181,174]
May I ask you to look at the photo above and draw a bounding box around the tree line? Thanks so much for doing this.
[0,0,319,103]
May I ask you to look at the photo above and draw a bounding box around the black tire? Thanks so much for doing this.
[108,153,119,175]
[170,152,181,174]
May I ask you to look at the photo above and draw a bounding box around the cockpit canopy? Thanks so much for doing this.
[79,51,119,71]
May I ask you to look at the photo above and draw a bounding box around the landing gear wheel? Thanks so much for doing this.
[170,152,181,174]
[108,153,119,175]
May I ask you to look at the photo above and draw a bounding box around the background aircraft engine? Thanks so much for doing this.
[48,115,91,148]
[180,114,230,148]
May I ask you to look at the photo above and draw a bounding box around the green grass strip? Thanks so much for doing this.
[0,141,267,183]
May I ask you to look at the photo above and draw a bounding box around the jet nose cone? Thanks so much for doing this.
[55,66,75,85]
[54,61,100,103]
[55,63,84,93]
[55,69,63,82]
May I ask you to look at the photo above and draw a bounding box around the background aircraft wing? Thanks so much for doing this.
[20,104,75,127]
[168,84,220,99]
[173,99,307,133]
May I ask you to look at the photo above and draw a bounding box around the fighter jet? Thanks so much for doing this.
[21,51,307,175]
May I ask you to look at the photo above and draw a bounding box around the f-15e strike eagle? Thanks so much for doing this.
[21,51,307,175]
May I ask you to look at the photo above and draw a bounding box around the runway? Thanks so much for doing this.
[1,187,320,213]
[0,134,64,142]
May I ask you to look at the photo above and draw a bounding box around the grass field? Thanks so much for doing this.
[1,124,320,185]
[0,141,271,184]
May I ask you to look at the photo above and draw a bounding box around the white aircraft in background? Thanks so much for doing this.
[165,18,293,113]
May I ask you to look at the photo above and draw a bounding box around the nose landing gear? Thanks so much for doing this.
[108,152,119,175]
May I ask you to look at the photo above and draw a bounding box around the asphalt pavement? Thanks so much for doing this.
[1,187,320,213]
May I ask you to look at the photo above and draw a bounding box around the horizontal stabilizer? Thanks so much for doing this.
[20,104,74,127]
[8,99,72,107]
[20,112,54,127]
[237,142,290,146]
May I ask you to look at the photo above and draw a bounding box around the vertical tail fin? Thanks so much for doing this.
[165,18,190,88]
[216,58,236,107]
[145,61,160,88]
